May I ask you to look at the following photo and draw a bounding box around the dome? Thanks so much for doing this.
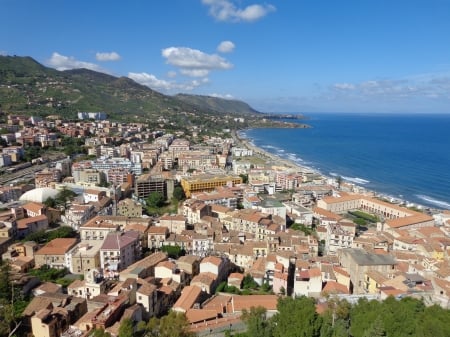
[19,188,59,203]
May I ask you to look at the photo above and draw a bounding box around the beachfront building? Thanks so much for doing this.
[317,194,435,232]
[180,174,242,198]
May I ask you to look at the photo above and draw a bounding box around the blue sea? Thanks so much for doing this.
[242,113,450,210]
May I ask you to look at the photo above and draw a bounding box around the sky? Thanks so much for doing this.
[1,0,450,113]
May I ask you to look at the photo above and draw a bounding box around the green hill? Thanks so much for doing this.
[174,93,260,115]
[0,55,260,123]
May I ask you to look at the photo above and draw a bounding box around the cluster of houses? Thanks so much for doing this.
[1,114,450,336]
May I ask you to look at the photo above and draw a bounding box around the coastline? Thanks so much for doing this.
[232,129,318,174]
[231,128,447,212]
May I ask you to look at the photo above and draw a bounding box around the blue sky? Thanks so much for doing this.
[2,0,450,113]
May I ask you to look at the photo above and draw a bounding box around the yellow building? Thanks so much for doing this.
[181,174,242,198]
[364,270,389,294]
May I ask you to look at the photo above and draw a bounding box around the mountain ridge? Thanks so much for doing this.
[0,55,261,121]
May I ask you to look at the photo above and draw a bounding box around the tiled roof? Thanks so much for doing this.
[173,285,202,312]
[17,214,48,229]
[36,238,78,255]
[101,230,139,250]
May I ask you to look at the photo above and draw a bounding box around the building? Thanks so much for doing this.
[34,238,78,269]
[100,231,141,272]
[135,174,168,199]
[159,215,186,234]
[181,174,242,198]
[68,240,103,274]
[338,248,397,294]
[16,214,49,239]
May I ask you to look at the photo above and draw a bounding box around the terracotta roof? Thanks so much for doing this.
[228,273,244,281]
[201,255,222,267]
[36,238,78,255]
[17,214,48,229]
[230,295,278,312]
[333,266,350,277]
[148,226,169,234]
[386,214,434,229]
[23,202,45,214]
[186,308,218,324]
[322,281,349,295]
[173,285,202,312]
[101,230,139,250]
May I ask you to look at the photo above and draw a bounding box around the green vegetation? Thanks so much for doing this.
[28,265,69,282]
[216,275,272,296]
[172,186,186,202]
[348,210,380,223]
[21,226,77,244]
[160,245,185,259]
[230,296,450,337]
[215,281,241,294]
[0,261,32,336]
[289,223,314,236]
[146,192,165,208]
[137,310,194,337]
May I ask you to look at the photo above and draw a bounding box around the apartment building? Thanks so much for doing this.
[100,230,141,272]
[181,174,242,198]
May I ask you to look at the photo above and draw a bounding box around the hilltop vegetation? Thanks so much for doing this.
[0,55,255,122]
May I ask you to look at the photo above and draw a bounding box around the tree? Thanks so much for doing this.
[173,186,185,201]
[242,274,259,290]
[363,316,386,337]
[273,296,321,337]
[146,191,165,208]
[143,311,194,337]
[119,318,134,337]
[241,306,273,337]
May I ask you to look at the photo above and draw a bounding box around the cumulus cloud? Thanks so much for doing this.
[95,51,121,61]
[47,52,103,71]
[0,51,8,56]
[128,72,208,92]
[202,0,275,22]
[217,40,235,53]
[162,46,233,77]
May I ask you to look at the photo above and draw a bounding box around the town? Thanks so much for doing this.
[1,111,450,337]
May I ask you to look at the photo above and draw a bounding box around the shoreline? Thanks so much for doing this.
[232,128,447,212]
[232,129,318,174]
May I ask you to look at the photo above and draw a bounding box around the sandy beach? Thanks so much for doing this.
[232,129,320,174]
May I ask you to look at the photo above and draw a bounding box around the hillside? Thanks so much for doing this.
[175,93,260,115]
[0,55,259,123]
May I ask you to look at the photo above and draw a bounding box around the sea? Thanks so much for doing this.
[241,112,450,211]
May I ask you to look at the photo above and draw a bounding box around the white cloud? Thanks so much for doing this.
[95,51,121,61]
[128,72,209,92]
[0,51,8,56]
[162,46,233,77]
[217,40,235,53]
[209,93,234,99]
[333,83,355,90]
[202,0,275,22]
[330,74,450,101]
[167,71,177,78]
[47,52,103,71]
